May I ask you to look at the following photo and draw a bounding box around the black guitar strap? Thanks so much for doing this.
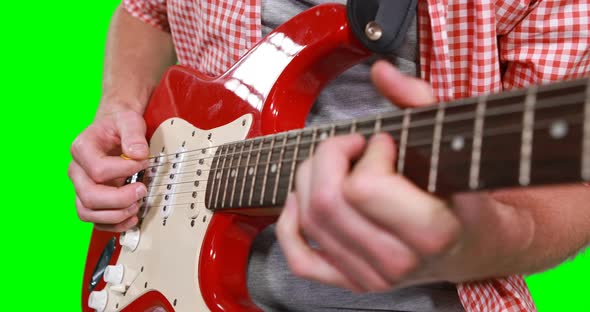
[347,0,418,54]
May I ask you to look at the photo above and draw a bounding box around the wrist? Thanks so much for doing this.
[96,95,147,119]
[441,193,535,282]
[97,78,156,118]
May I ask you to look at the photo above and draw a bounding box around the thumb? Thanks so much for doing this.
[371,60,436,108]
[116,111,149,160]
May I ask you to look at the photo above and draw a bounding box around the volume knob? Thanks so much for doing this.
[88,289,108,312]
[103,264,124,285]
[119,227,140,251]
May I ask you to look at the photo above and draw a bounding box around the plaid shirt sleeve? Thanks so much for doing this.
[498,0,590,89]
[123,0,170,32]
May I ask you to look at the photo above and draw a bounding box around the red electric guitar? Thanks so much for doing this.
[81,4,590,312]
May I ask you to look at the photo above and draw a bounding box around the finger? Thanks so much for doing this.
[276,193,360,291]
[299,135,398,291]
[69,162,147,209]
[351,133,396,175]
[344,175,461,257]
[294,134,364,223]
[76,196,140,224]
[307,134,366,206]
[303,137,418,290]
[72,128,149,183]
[95,216,139,233]
[115,111,149,160]
[371,60,436,108]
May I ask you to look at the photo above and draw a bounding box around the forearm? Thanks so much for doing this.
[449,185,590,281]
[491,185,590,272]
[99,5,176,116]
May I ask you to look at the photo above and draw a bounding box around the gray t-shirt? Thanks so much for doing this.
[247,1,465,311]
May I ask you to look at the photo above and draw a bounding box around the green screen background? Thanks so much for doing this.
[2,1,587,311]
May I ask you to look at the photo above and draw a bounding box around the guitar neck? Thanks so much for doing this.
[206,78,590,211]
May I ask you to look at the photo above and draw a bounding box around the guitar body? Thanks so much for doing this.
[82,4,371,312]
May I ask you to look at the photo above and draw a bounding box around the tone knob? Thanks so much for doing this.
[103,264,124,285]
[88,289,108,312]
[119,227,140,251]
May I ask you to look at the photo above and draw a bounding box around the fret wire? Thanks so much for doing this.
[374,114,382,132]
[397,109,411,174]
[350,119,357,134]
[583,79,590,181]
[221,144,236,206]
[469,96,486,190]
[248,139,264,206]
[260,136,276,205]
[229,142,245,207]
[309,128,318,157]
[519,86,537,186]
[288,132,302,192]
[272,135,288,205]
[428,105,445,193]
[213,145,228,209]
[239,141,254,206]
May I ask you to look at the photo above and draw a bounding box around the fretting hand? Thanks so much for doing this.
[276,61,473,292]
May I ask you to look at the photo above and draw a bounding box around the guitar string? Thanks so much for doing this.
[142,91,585,171]
[141,104,584,181]
[141,83,587,165]
[143,112,584,184]
[138,114,584,201]
[146,79,584,166]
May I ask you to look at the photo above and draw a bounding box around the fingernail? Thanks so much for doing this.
[370,133,385,143]
[136,184,147,201]
[127,216,138,228]
[129,144,148,153]
[127,203,139,215]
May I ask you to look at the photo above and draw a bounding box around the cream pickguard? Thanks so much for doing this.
[88,115,253,312]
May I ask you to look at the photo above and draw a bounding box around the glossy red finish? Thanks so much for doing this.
[82,4,371,311]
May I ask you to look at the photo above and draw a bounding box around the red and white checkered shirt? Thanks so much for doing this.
[123,1,590,311]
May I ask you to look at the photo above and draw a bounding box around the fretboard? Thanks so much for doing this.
[205,77,590,211]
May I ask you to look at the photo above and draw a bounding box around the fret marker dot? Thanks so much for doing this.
[451,136,465,151]
[549,120,568,139]
[248,167,254,175]
[231,169,236,177]
[216,172,221,179]
[270,164,277,173]
[320,132,328,140]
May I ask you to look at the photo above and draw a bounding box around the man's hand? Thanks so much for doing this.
[275,60,460,291]
[277,132,465,292]
[68,110,150,232]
